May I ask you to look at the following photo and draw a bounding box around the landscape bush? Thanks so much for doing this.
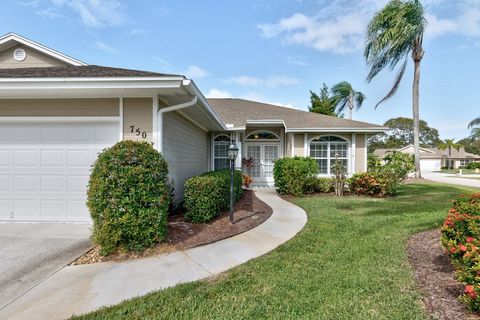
[349,169,400,197]
[273,157,319,196]
[304,177,333,194]
[184,169,243,223]
[441,193,480,311]
[87,141,170,256]
[467,162,480,170]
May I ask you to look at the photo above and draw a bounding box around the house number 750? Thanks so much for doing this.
[130,125,147,139]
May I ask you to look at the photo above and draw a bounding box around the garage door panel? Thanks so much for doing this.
[40,175,63,192]
[14,149,38,167]
[0,149,9,166]
[0,121,118,222]
[67,150,93,167]
[68,126,93,142]
[40,150,64,167]
[14,175,37,191]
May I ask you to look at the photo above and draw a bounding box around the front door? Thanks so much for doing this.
[245,144,280,185]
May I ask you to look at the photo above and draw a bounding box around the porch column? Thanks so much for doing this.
[351,133,356,174]
[304,133,308,156]
[235,132,242,169]
[152,96,159,148]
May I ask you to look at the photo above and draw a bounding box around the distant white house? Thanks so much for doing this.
[373,144,480,172]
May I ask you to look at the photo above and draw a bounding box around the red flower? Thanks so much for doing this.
[450,247,457,254]
[449,208,456,213]
[465,285,478,299]
[460,244,468,252]
[467,237,475,243]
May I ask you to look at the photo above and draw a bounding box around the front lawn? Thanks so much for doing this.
[438,168,479,174]
[73,182,476,320]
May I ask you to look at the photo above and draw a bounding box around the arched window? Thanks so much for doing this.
[213,134,231,170]
[309,136,349,175]
[246,130,279,141]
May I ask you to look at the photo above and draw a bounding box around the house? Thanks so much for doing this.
[0,33,386,223]
[373,144,480,171]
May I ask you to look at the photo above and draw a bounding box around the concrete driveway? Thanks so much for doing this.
[0,224,92,310]
[423,172,480,189]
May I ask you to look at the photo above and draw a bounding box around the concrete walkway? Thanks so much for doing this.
[1,189,307,320]
[423,172,480,189]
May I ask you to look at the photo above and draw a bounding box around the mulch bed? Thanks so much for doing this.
[71,190,272,265]
[407,229,479,320]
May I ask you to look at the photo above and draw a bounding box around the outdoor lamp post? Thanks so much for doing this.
[227,139,239,223]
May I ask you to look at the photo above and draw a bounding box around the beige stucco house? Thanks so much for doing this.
[373,144,480,171]
[0,33,386,222]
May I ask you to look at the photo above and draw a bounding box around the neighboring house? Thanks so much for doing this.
[373,144,480,172]
[0,33,386,223]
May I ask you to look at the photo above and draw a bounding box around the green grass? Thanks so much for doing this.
[73,182,477,320]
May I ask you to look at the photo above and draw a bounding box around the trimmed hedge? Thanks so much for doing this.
[273,157,319,196]
[467,162,480,170]
[441,193,480,311]
[349,169,400,197]
[87,141,170,256]
[305,177,333,194]
[184,169,243,223]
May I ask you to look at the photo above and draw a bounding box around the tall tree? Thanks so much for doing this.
[458,138,480,156]
[469,117,480,140]
[308,83,338,116]
[368,117,440,152]
[438,139,462,169]
[330,81,366,119]
[469,117,480,129]
[365,0,427,178]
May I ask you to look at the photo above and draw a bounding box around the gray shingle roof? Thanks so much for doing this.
[373,145,480,159]
[0,65,182,78]
[207,98,386,130]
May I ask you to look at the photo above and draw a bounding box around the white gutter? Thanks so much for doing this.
[157,96,198,153]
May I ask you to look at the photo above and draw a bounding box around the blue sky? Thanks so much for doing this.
[1,0,479,139]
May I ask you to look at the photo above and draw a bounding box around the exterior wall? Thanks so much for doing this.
[0,99,118,116]
[293,134,304,156]
[162,111,209,203]
[0,45,68,69]
[123,98,153,142]
[355,134,367,173]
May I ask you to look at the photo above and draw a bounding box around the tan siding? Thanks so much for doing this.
[0,99,118,116]
[163,111,208,203]
[293,133,304,156]
[0,45,68,69]
[123,98,153,142]
[355,134,366,173]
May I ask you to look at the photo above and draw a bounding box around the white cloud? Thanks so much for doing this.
[21,0,127,27]
[286,57,307,66]
[129,28,147,36]
[206,88,232,98]
[94,41,119,54]
[183,65,209,79]
[225,75,299,88]
[258,0,480,53]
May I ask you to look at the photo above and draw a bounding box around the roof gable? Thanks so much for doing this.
[207,98,386,132]
[0,33,86,67]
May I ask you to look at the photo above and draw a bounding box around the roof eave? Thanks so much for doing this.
[285,127,388,133]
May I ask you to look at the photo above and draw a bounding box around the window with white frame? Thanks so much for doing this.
[309,136,349,175]
[213,134,231,170]
[459,159,472,166]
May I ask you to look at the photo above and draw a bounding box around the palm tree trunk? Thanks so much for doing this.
[348,96,353,120]
[412,59,421,178]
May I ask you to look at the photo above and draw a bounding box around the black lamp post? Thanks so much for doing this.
[227,139,239,223]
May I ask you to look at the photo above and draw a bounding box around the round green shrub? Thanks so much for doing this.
[87,141,170,256]
[273,157,319,196]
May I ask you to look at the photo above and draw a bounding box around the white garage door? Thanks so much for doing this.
[0,121,118,222]
[420,159,441,172]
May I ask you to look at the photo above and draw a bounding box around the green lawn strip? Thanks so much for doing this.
[438,169,479,175]
[72,182,476,320]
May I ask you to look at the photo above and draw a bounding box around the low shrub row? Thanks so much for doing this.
[184,169,243,223]
[441,193,480,311]
[467,162,480,170]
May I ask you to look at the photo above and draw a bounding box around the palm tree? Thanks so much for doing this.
[438,139,462,170]
[330,81,366,119]
[469,117,480,129]
[364,0,426,178]
[468,117,480,140]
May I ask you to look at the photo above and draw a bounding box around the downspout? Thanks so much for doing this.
[157,96,198,153]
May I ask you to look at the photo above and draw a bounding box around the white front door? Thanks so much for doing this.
[0,121,118,222]
[245,144,280,185]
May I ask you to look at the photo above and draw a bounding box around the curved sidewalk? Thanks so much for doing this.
[1,189,307,320]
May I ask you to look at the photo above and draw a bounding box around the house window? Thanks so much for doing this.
[213,134,231,170]
[246,131,279,141]
[459,159,471,166]
[309,136,349,175]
